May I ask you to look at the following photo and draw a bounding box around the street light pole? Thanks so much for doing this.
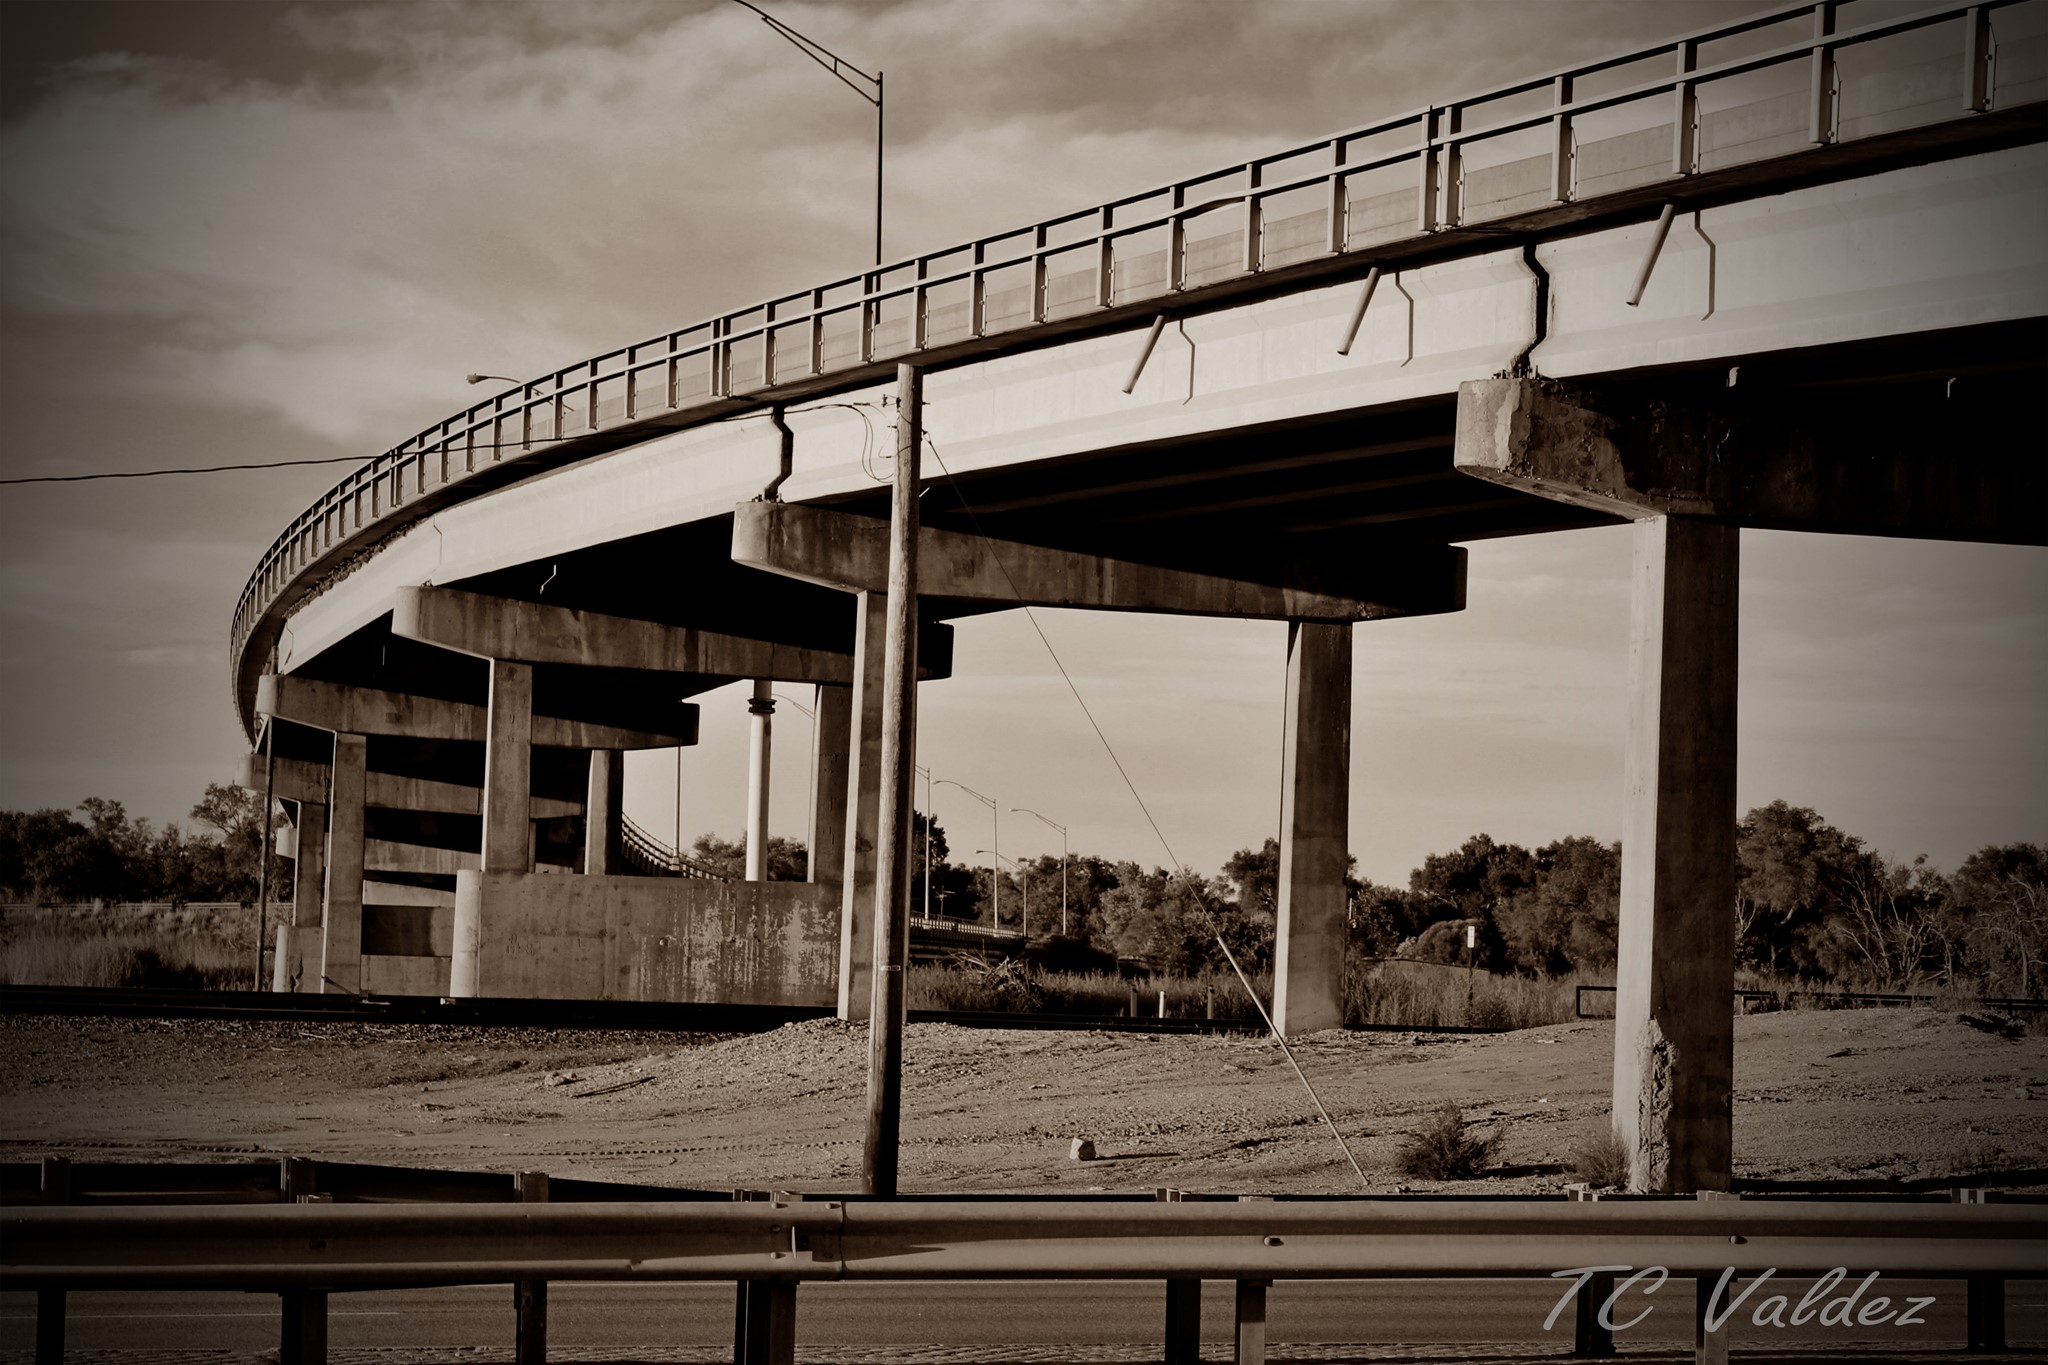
[977,851,1027,941]
[935,779,997,932]
[914,766,934,925]
[1011,808,1068,937]
[729,0,884,265]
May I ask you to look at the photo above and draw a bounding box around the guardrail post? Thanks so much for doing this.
[35,1156,69,1365]
[1566,1186,1614,1358]
[1158,1189,1201,1362]
[1954,1188,2006,1351]
[280,1288,328,1365]
[276,1163,328,1364]
[1692,1190,1740,1365]
[1233,1278,1268,1364]
[731,1190,796,1364]
[515,1170,549,1364]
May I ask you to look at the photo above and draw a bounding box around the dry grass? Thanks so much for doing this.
[0,904,258,990]
[1347,959,1595,1030]
[908,964,1266,1021]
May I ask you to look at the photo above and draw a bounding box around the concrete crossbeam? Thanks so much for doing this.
[239,752,577,819]
[1454,377,2048,545]
[389,585,954,681]
[256,675,695,749]
[732,502,1465,620]
[366,840,481,877]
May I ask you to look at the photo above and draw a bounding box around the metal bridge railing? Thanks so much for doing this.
[619,815,731,880]
[231,0,2047,706]
[8,1193,2040,1363]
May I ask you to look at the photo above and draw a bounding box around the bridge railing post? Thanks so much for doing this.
[1954,1188,2007,1351]
[35,1156,69,1365]
[1234,1278,1268,1365]
[1159,1188,1201,1362]
[1566,1187,1615,1358]
[515,1170,549,1364]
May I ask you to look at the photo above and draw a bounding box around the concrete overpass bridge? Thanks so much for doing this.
[235,0,2047,1193]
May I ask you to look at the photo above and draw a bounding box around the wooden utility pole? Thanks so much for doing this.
[862,362,921,1196]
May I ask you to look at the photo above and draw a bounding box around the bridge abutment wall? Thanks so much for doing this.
[449,871,839,1006]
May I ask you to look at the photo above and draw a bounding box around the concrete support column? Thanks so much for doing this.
[811,684,852,897]
[277,799,325,992]
[746,680,775,881]
[320,734,367,995]
[1613,515,1739,1193]
[481,659,534,874]
[1272,621,1353,1037]
[838,590,887,1020]
[584,749,624,875]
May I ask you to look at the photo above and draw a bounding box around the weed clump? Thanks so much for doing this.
[1572,1126,1631,1187]
[1395,1101,1499,1180]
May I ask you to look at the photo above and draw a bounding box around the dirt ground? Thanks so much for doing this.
[2,1008,2043,1193]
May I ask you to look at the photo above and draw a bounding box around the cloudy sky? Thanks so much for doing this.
[1,0,2041,888]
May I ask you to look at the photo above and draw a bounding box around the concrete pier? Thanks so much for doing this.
[1614,515,1739,1193]
[584,749,623,875]
[482,660,534,875]
[321,733,367,995]
[811,684,852,897]
[1272,621,1354,1037]
[839,592,887,1020]
[746,681,774,881]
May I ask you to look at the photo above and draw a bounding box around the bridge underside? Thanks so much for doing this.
[251,275,2043,1193]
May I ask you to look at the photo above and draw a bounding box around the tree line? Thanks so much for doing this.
[0,787,284,906]
[5,787,2040,997]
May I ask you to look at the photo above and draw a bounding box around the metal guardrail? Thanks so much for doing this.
[1574,983,2048,1019]
[7,1193,2040,1363]
[0,1156,731,1209]
[230,0,2048,731]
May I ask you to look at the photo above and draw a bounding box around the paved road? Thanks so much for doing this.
[4,1278,2042,1359]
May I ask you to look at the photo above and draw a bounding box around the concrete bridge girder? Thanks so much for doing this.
[731,501,1468,620]
[255,674,697,751]
[389,584,958,682]
[239,751,580,821]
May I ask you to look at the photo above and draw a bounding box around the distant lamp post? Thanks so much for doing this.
[465,374,519,386]
[935,779,996,930]
[976,851,1028,941]
[729,0,885,266]
[913,765,936,924]
[1011,807,1068,936]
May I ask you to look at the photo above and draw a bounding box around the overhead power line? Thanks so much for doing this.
[0,455,371,486]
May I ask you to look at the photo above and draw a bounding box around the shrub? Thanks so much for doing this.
[1572,1126,1631,1187]
[1395,1101,1499,1180]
